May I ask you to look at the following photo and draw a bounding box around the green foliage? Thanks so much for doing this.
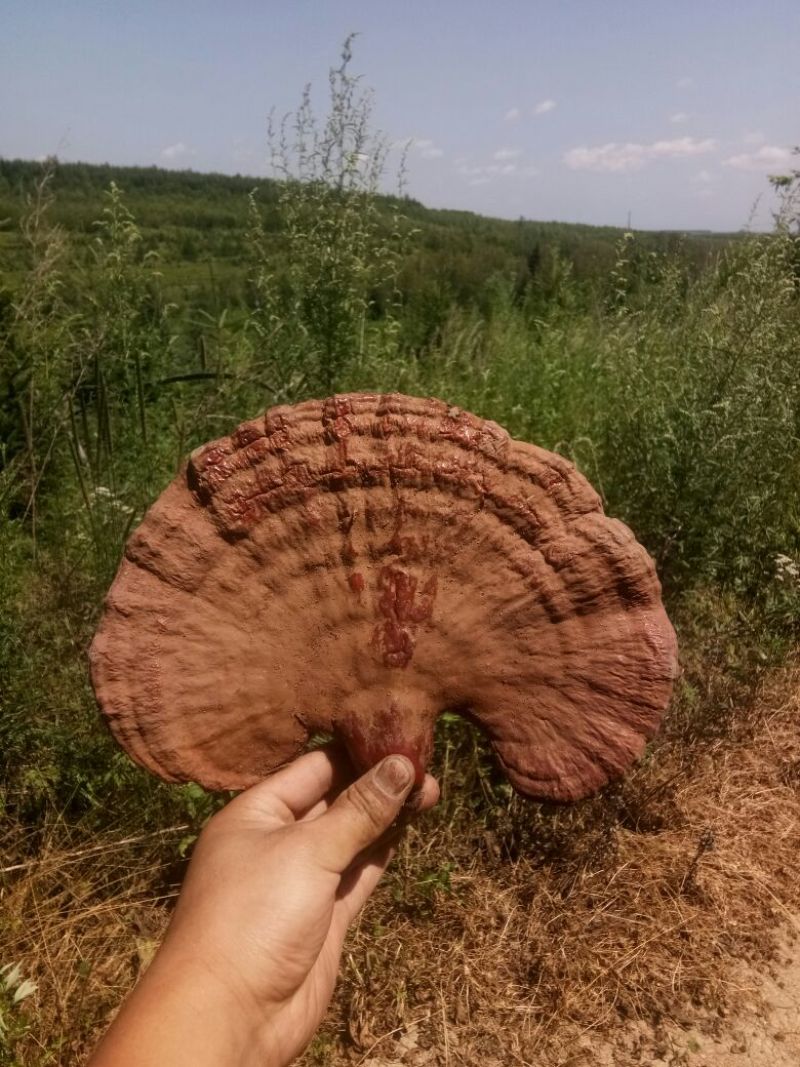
[596,228,800,592]
[248,34,409,390]
[0,162,72,538]
[63,180,191,578]
[0,154,734,352]
[768,145,800,233]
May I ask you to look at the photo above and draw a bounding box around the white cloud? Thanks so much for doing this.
[534,99,557,115]
[504,107,521,123]
[564,136,716,173]
[723,145,794,172]
[493,147,521,161]
[650,137,715,157]
[693,169,713,184]
[565,143,646,172]
[676,76,694,89]
[458,158,521,182]
[742,130,765,146]
[669,112,688,124]
[411,137,444,159]
[161,141,195,161]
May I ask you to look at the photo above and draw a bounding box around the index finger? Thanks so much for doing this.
[232,744,354,821]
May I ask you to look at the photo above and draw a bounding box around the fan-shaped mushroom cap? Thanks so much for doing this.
[90,393,678,802]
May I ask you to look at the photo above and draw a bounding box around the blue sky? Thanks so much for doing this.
[3,1,798,230]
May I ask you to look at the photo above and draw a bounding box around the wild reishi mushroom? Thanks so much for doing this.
[89,393,678,802]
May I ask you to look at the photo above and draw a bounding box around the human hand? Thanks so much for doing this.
[89,749,439,1067]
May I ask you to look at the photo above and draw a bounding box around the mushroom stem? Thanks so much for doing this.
[334,697,436,787]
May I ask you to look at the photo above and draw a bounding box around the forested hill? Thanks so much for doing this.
[0,157,734,312]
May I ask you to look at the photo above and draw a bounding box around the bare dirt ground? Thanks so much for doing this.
[357,925,800,1067]
[590,926,800,1067]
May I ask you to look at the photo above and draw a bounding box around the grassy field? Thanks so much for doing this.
[1,58,799,1064]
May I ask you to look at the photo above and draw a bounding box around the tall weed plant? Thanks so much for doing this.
[248,34,410,392]
[0,163,73,546]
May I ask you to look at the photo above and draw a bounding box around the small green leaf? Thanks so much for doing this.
[178,833,198,858]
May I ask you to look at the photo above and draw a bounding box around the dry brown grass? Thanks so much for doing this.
[316,661,800,1065]
[0,823,181,1063]
[2,661,799,1066]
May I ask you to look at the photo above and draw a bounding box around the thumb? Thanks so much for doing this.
[308,755,415,874]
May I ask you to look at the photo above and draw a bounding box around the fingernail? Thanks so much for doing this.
[375,755,414,796]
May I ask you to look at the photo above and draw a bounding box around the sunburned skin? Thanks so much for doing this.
[90,393,679,802]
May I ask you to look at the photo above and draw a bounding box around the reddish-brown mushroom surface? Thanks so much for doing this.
[90,393,678,802]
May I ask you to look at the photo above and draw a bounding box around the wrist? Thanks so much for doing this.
[90,943,281,1067]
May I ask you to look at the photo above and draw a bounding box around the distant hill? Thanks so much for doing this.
[0,157,737,313]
